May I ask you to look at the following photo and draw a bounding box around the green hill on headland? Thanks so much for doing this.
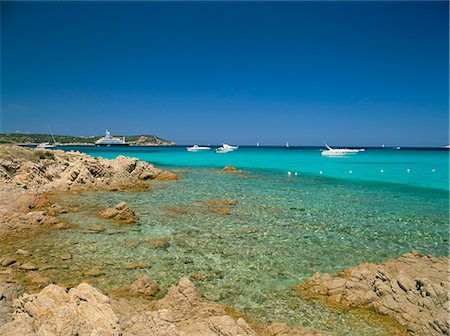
[0,133,176,146]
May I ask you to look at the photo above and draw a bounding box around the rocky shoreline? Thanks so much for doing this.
[0,145,177,238]
[295,251,449,336]
[0,145,448,335]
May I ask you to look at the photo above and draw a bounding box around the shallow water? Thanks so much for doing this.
[5,146,448,334]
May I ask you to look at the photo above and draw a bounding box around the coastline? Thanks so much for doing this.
[0,145,447,335]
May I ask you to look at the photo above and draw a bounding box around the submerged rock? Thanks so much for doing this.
[1,256,17,267]
[88,225,105,233]
[18,263,38,271]
[147,237,170,249]
[295,251,449,336]
[99,201,138,224]
[223,165,243,173]
[114,275,160,299]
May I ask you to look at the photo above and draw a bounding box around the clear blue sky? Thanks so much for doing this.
[1,1,448,146]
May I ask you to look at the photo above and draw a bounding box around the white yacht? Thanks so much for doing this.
[36,128,57,149]
[215,143,238,153]
[186,145,211,152]
[95,130,129,147]
[321,144,365,156]
[36,142,56,149]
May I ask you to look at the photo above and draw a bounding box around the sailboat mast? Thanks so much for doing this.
[48,126,56,144]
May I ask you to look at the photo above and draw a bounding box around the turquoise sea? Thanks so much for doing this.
[14,146,450,334]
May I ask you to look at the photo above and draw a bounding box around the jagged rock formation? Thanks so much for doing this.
[0,145,177,192]
[0,145,177,238]
[0,277,329,336]
[0,283,121,335]
[296,251,449,336]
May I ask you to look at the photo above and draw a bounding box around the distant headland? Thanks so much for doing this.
[0,133,176,146]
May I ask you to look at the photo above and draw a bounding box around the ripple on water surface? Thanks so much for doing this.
[5,167,448,335]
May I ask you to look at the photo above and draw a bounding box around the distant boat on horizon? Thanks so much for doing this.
[95,130,129,147]
[286,142,289,148]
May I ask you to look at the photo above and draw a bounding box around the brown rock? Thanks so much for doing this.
[19,263,38,271]
[100,202,137,224]
[153,171,179,181]
[60,253,72,260]
[16,249,31,257]
[121,263,149,270]
[296,252,449,336]
[115,275,160,299]
[206,199,237,206]
[1,257,16,267]
[31,194,51,209]
[83,270,106,277]
[147,238,170,249]
[223,165,243,173]
[25,271,51,287]
[99,207,119,219]
[88,225,105,233]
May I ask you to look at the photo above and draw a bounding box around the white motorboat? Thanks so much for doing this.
[186,145,211,152]
[321,144,364,156]
[215,143,238,153]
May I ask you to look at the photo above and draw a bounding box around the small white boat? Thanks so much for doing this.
[286,142,289,148]
[36,142,56,149]
[186,145,211,152]
[321,144,364,156]
[36,127,58,149]
[215,143,238,153]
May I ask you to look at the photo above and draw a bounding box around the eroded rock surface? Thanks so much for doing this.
[1,277,328,336]
[0,145,177,238]
[296,251,449,336]
[0,145,177,192]
[0,283,121,335]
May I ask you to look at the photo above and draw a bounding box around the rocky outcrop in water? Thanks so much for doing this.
[223,165,243,173]
[0,145,177,192]
[0,277,328,336]
[100,201,138,224]
[0,145,177,239]
[296,251,449,336]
